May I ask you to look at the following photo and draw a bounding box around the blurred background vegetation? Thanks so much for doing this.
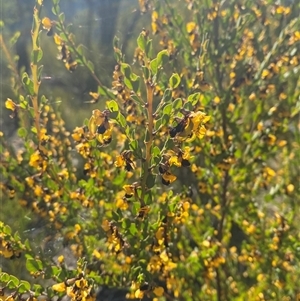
[1,0,150,134]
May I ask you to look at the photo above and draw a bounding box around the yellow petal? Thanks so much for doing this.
[101,219,110,232]
[88,115,97,135]
[186,22,196,33]
[169,155,181,167]
[135,289,144,299]
[123,185,134,196]
[196,125,206,139]
[53,33,62,45]
[52,282,66,292]
[152,11,159,21]
[42,17,52,30]
[153,287,164,297]
[162,173,177,184]
[5,98,16,110]
[115,155,125,167]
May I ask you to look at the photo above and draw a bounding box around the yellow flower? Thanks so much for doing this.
[195,125,207,139]
[101,219,111,232]
[53,33,62,45]
[186,22,196,34]
[115,155,125,168]
[190,111,211,130]
[29,151,42,168]
[116,198,128,210]
[72,127,85,142]
[97,126,112,145]
[42,17,52,30]
[52,282,66,292]
[153,287,164,297]
[169,155,181,167]
[162,172,176,185]
[5,98,17,111]
[155,227,165,245]
[40,128,49,141]
[123,185,135,198]
[134,289,144,299]
[57,255,64,264]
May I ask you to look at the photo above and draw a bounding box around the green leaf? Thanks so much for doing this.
[155,117,162,131]
[161,114,170,127]
[0,272,10,282]
[137,33,146,52]
[173,98,183,110]
[163,103,172,115]
[121,218,131,230]
[98,86,116,99]
[51,6,58,15]
[150,58,158,74]
[22,73,34,95]
[144,190,153,205]
[165,138,175,150]
[188,93,200,106]
[124,77,133,90]
[152,145,161,165]
[38,65,44,81]
[26,258,40,273]
[40,95,47,104]
[31,49,43,64]
[24,239,31,250]
[112,210,120,221]
[107,100,119,112]
[32,284,43,296]
[142,66,150,80]
[162,88,172,103]
[76,44,84,56]
[113,35,119,49]
[121,63,131,79]
[129,223,138,236]
[9,31,20,46]
[152,146,161,157]
[87,60,94,72]
[114,48,122,63]
[145,40,153,58]
[14,231,21,241]
[129,140,142,158]
[117,113,127,128]
[59,12,65,23]
[129,140,138,152]
[3,225,11,235]
[18,127,28,138]
[9,275,19,287]
[131,77,140,94]
[18,281,31,293]
[169,73,181,89]
[157,49,169,67]
[183,102,193,111]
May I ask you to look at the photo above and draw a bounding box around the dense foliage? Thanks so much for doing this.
[1,0,300,300]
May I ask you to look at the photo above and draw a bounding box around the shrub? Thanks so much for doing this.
[1,0,300,300]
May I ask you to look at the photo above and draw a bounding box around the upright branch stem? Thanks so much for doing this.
[141,81,154,205]
[31,6,41,146]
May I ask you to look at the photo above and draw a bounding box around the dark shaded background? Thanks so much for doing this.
[1,0,149,134]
